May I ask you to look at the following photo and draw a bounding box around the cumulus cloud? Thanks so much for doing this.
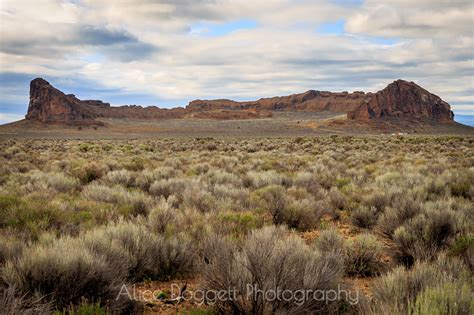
[0,0,472,123]
[345,0,473,37]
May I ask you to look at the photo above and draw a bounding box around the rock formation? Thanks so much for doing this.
[25,78,454,125]
[187,90,368,113]
[348,80,454,122]
[26,78,103,124]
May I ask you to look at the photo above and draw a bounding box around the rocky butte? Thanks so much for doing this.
[25,78,454,126]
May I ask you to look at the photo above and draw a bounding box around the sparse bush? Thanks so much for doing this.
[74,161,107,184]
[245,170,289,188]
[371,255,471,314]
[0,237,24,265]
[83,183,153,216]
[149,178,188,199]
[1,137,472,314]
[86,221,196,281]
[293,171,322,195]
[2,237,126,311]
[251,185,288,225]
[363,190,389,212]
[393,208,459,264]
[411,282,473,315]
[314,229,344,253]
[147,199,176,234]
[282,197,323,231]
[202,226,345,314]
[103,169,135,187]
[183,187,217,213]
[377,198,421,237]
[449,234,474,271]
[45,172,80,193]
[22,171,79,193]
[344,234,383,277]
[328,187,346,210]
[351,206,378,228]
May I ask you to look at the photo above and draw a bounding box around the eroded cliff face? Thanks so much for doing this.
[25,78,185,123]
[26,78,103,123]
[25,78,454,125]
[188,90,369,113]
[348,80,454,122]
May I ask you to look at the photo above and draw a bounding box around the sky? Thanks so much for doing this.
[0,0,473,124]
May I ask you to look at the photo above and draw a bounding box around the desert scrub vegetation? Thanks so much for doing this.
[371,254,472,314]
[0,136,472,313]
[202,226,348,314]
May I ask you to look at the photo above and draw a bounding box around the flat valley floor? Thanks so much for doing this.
[1,112,473,139]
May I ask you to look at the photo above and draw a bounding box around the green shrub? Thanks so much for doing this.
[0,195,64,240]
[449,234,474,271]
[447,170,472,198]
[411,282,473,315]
[213,211,263,238]
[344,234,383,277]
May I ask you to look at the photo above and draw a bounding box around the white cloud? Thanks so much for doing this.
[345,0,473,37]
[0,0,472,113]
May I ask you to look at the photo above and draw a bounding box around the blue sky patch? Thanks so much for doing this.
[317,20,345,35]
